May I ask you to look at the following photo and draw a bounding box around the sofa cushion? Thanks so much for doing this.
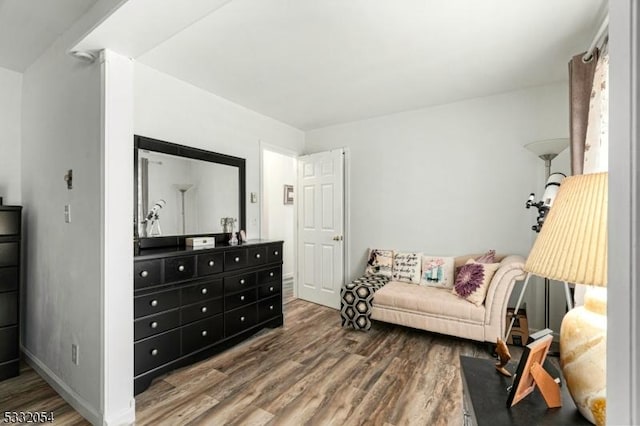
[453,260,501,306]
[392,252,422,284]
[475,249,497,264]
[365,249,394,277]
[373,281,485,323]
[421,255,455,288]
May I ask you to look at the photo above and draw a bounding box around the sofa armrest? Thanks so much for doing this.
[482,255,526,342]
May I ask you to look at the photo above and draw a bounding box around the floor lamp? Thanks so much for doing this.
[524,138,569,333]
[174,183,194,234]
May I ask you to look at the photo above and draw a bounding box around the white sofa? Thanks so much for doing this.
[370,254,526,343]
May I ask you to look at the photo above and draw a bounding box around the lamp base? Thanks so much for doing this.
[560,286,607,426]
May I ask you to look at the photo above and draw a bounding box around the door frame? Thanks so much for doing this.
[259,141,299,298]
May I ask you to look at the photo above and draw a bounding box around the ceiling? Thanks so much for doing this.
[137,0,605,130]
[2,0,605,129]
[0,0,98,72]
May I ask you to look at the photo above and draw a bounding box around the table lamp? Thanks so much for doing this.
[524,172,607,426]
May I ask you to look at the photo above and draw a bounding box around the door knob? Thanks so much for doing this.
[333,235,343,241]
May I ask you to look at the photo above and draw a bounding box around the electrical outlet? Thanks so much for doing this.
[72,344,79,365]
[64,205,71,223]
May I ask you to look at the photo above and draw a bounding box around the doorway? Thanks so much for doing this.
[261,145,297,305]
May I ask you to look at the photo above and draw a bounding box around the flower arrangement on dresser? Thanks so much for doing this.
[340,249,526,343]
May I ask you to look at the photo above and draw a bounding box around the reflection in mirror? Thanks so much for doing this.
[138,150,240,237]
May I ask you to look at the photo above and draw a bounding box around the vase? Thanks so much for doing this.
[560,286,607,426]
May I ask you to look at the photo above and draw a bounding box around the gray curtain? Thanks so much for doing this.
[569,49,598,175]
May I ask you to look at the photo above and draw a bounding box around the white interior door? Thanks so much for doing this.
[297,149,344,309]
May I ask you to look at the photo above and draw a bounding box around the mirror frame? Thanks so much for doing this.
[134,135,246,249]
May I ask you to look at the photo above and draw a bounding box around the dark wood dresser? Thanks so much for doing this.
[0,206,21,381]
[133,239,284,394]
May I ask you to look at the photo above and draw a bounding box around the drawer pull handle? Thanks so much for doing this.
[255,253,261,259]
[201,307,208,313]
[208,260,215,267]
[178,265,185,272]
[234,257,240,262]
[269,305,274,310]
[201,330,208,337]
[269,286,274,292]
[151,349,158,356]
[201,288,208,295]
[150,321,158,329]
[140,270,149,278]
[269,272,274,277]
[150,300,158,307]
[240,316,245,322]
[240,295,245,301]
[274,251,279,256]
[240,279,245,285]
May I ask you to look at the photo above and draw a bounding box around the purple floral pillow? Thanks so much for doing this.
[453,260,501,306]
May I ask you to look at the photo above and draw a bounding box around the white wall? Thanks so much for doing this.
[21,37,103,421]
[134,63,305,239]
[262,150,296,279]
[306,82,570,330]
[0,66,22,205]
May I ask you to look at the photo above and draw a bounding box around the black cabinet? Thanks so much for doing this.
[0,206,21,382]
[460,356,589,426]
[133,240,284,394]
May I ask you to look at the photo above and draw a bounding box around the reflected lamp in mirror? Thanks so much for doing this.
[524,172,607,426]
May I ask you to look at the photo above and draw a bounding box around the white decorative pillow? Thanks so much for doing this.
[365,249,394,277]
[452,259,501,306]
[421,256,455,288]
[392,252,422,284]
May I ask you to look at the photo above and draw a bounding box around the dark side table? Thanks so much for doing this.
[460,355,590,426]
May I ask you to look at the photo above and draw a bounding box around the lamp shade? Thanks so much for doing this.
[524,172,607,286]
[525,138,570,157]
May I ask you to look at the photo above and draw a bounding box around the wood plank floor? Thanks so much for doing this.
[1,299,494,425]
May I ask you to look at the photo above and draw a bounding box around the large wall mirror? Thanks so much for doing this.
[134,135,246,247]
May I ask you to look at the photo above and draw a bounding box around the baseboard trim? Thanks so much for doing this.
[103,405,135,426]
[283,273,294,283]
[22,346,101,425]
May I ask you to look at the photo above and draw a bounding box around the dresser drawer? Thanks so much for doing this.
[181,280,222,305]
[224,272,257,294]
[134,309,180,341]
[164,256,196,283]
[181,298,223,324]
[225,304,257,337]
[225,288,257,311]
[258,266,281,285]
[258,296,282,323]
[197,252,224,276]
[0,267,18,293]
[224,249,248,271]
[247,247,267,267]
[134,329,181,376]
[134,260,162,289]
[0,326,18,362]
[0,361,19,382]
[258,282,281,299]
[0,243,18,268]
[0,211,20,236]
[134,289,180,319]
[0,292,17,327]
[267,243,283,263]
[181,316,224,355]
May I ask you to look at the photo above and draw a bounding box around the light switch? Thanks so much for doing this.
[65,205,71,223]
[250,192,258,203]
